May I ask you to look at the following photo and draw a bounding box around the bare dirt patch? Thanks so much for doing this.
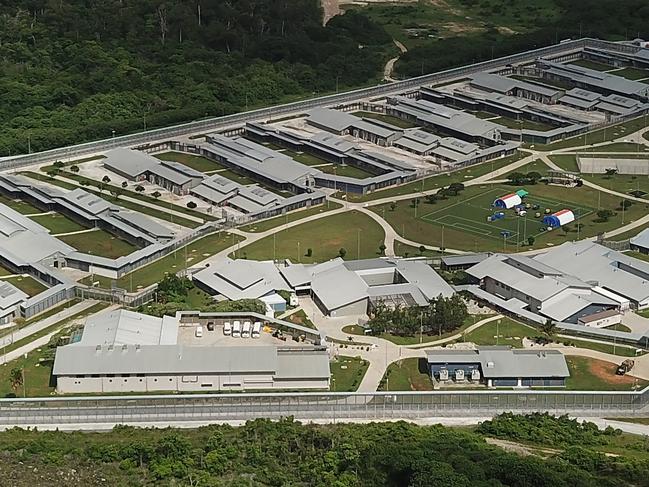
[442,22,485,34]
[589,358,637,386]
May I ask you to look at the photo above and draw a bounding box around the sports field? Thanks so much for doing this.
[417,186,595,245]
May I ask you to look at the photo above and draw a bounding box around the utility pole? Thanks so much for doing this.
[357,229,361,259]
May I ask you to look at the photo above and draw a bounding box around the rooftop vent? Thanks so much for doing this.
[486,361,495,368]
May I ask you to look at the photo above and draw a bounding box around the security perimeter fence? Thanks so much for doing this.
[1,388,649,426]
[0,38,637,171]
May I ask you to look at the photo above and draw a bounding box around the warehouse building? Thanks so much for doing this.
[52,309,330,393]
[426,346,570,388]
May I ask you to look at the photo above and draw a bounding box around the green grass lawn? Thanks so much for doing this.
[565,356,648,390]
[0,276,48,297]
[58,229,139,259]
[280,149,331,167]
[352,111,417,129]
[154,151,226,172]
[569,59,614,71]
[239,202,342,233]
[0,264,13,277]
[237,210,385,263]
[21,171,201,228]
[374,183,639,251]
[463,318,535,348]
[394,241,443,258]
[28,213,87,234]
[605,323,632,332]
[330,355,369,392]
[578,142,649,152]
[345,152,524,203]
[0,302,109,398]
[548,154,579,172]
[318,163,376,179]
[346,314,490,346]
[492,116,556,132]
[79,232,242,291]
[217,169,259,186]
[378,357,433,392]
[610,224,649,242]
[541,116,649,150]
[0,194,43,215]
[285,309,317,330]
[502,158,547,177]
[610,67,649,80]
[563,338,643,357]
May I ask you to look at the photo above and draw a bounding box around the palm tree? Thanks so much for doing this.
[540,319,556,339]
[9,367,23,395]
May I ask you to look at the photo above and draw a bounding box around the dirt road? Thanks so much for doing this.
[321,0,340,24]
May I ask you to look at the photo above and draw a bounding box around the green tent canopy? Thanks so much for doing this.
[516,189,529,198]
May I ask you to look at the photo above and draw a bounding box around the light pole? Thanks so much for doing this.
[357,229,361,259]
[111,129,115,139]
[297,241,301,262]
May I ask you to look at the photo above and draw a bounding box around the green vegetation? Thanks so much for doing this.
[578,142,649,152]
[463,318,535,348]
[606,323,632,333]
[378,358,433,391]
[285,309,316,330]
[374,182,648,251]
[2,417,644,485]
[0,264,12,277]
[216,169,259,186]
[352,111,417,129]
[347,152,524,202]
[570,59,614,71]
[0,1,396,155]
[564,338,643,357]
[0,302,109,397]
[368,294,467,338]
[0,275,47,297]
[0,194,43,215]
[330,355,369,392]
[318,163,376,179]
[548,154,579,172]
[58,229,139,259]
[154,151,226,172]
[279,149,330,167]
[22,171,202,228]
[79,232,242,291]
[238,210,385,263]
[611,66,649,80]
[394,241,443,258]
[240,201,343,233]
[566,356,647,390]
[28,213,87,234]
[542,116,649,150]
[492,116,556,131]
[50,168,213,222]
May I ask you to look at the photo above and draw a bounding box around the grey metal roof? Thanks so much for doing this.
[559,95,599,109]
[630,228,649,249]
[310,263,369,311]
[535,241,649,304]
[112,211,175,240]
[310,132,359,153]
[60,188,116,215]
[275,348,331,379]
[160,160,204,179]
[426,346,570,378]
[53,344,279,376]
[441,253,490,267]
[149,163,194,186]
[193,258,291,300]
[103,148,158,177]
[395,259,454,300]
[470,72,561,97]
[77,309,179,347]
[540,60,649,97]
[0,280,27,311]
[307,108,357,132]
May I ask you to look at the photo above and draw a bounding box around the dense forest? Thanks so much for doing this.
[0,0,391,155]
[1,416,648,486]
[2,0,649,156]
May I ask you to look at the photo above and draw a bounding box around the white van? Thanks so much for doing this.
[195,326,203,338]
[232,321,241,337]
[242,321,251,338]
[223,321,232,336]
[252,321,261,339]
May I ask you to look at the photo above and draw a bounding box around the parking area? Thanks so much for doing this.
[178,321,308,347]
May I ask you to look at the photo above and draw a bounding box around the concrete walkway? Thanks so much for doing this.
[0,303,118,365]
[0,300,99,351]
